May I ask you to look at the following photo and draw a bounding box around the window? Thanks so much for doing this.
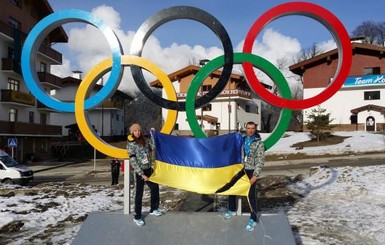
[40,113,47,125]
[29,111,34,123]
[7,47,14,59]
[202,104,212,111]
[245,105,250,113]
[364,91,380,100]
[10,0,22,8]
[350,114,357,124]
[202,85,212,92]
[7,78,19,91]
[116,114,119,121]
[364,67,380,75]
[9,109,17,122]
[8,17,21,30]
[256,105,259,114]
[174,123,179,130]
[40,62,47,72]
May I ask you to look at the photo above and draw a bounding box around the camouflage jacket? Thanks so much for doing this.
[242,133,265,176]
[126,135,154,176]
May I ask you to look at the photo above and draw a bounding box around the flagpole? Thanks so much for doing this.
[124,159,130,214]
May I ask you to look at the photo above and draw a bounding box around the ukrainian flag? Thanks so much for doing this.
[150,131,250,196]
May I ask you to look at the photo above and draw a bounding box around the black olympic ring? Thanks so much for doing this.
[129,6,234,111]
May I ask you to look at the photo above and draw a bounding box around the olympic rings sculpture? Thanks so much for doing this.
[21,2,352,158]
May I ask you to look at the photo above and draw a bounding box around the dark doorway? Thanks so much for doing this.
[366,116,375,131]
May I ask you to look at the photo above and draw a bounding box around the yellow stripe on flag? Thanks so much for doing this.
[150,160,250,196]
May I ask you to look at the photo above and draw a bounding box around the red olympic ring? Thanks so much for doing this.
[243,2,352,109]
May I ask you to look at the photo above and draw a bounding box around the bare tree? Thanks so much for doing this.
[379,22,385,45]
[288,84,304,131]
[293,43,324,64]
[352,20,385,46]
[124,90,162,135]
[259,57,304,132]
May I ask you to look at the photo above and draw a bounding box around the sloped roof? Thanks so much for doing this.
[196,114,218,123]
[34,0,68,42]
[289,43,385,76]
[60,76,132,100]
[149,64,274,90]
[351,104,385,114]
[149,65,245,88]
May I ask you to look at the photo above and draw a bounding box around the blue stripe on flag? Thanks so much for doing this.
[152,131,242,168]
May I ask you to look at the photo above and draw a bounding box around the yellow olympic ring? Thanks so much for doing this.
[75,55,178,158]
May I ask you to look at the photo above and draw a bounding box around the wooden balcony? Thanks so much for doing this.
[0,20,13,38]
[1,58,21,74]
[37,72,62,88]
[38,43,62,64]
[37,101,57,112]
[1,90,35,106]
[0,20,62,64]
[177,89,252,100]
[99,101,124,109]
[0,121,62,136]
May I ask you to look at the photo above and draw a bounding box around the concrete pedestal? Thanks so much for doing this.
[72,212,295,245]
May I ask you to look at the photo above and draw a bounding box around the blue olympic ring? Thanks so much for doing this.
[21,9,123,112]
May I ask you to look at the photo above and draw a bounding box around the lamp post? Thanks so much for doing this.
[99,77,104,137]
[228,79,231,133]
[199,59,209,129]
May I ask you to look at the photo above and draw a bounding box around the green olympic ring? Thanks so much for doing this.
[186,52,292,150]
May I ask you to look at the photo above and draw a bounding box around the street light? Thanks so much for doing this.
[99,77,104,137]
[199,59,210,129]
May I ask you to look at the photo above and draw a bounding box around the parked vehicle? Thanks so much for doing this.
[0,150,33,185]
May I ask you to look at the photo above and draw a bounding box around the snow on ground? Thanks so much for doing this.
[287,165,385,244]
[263,131,385,155]
[1,131,385,244]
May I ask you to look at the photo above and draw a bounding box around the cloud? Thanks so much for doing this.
[51,5,305,96]
[234,28,303,92]
[317,39,336,52]
[51,58,73,78]
[91,5,121,30]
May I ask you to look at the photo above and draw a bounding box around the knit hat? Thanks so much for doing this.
[129,123,142,133]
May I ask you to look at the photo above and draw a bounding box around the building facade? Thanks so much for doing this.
[290,43,385,132]
[50,76,131,141]
[0,0,131,162]
[0,0,67,161]
[150,65,263,136]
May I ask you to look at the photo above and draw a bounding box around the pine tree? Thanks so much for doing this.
[305,106,335,142]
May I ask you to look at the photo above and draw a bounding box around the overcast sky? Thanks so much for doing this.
[46,0,385,95]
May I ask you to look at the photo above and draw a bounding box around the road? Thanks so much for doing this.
[30,160,113,186]
[29,153,385,186]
